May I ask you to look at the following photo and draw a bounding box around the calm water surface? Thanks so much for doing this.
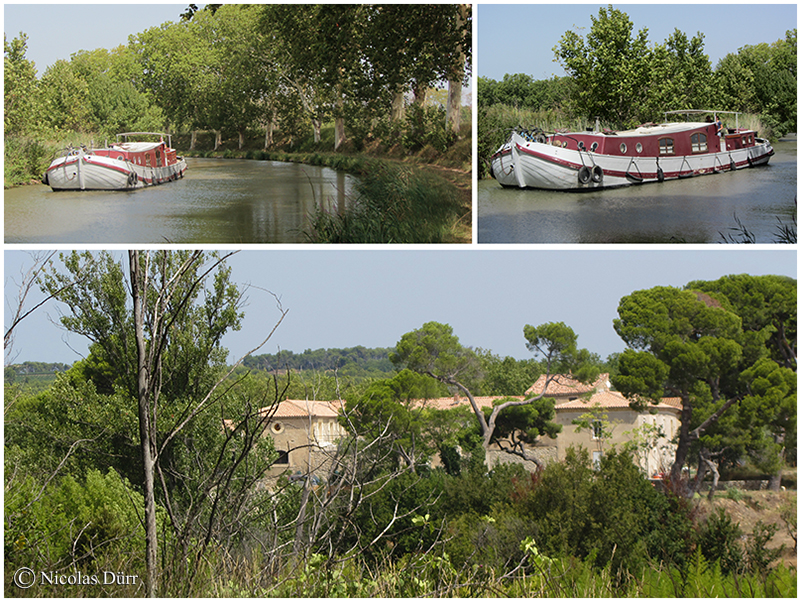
[478,136,797,243]
[5,157,358,243]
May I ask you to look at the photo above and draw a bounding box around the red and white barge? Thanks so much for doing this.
[43,132,187,191]
[490,110,773,191]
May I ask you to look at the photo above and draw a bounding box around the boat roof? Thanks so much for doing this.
[111,141,163,152]
[664,109,740,117]
[614,122,712,136]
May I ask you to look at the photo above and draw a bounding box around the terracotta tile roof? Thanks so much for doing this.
[556,390,682,411]
[410,395,523,411]
[525,373,611,397]
[259,399,341,419]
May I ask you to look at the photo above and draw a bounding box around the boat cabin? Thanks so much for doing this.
[539,110,758,159]
[90,132,180,168]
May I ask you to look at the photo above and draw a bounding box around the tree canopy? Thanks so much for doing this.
[612,276,797,490]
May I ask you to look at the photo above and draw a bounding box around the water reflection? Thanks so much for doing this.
[4,157,358,244]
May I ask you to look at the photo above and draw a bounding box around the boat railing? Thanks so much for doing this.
[664,110,740,129]
[116,132,173,147]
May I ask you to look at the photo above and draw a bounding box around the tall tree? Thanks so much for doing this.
[4,33,42,136]
[553,5,650,125]
[612,277,796,489]
[39,251,287,596]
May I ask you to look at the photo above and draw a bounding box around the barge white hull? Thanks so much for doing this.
[491,130,773,191]
[44,149,187,191]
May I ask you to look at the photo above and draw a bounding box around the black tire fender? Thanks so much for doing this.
[578,166,591,184]
[591,165,604,183]
[657,167,664,182]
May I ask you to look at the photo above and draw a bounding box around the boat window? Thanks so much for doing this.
[691,133,708,153]
[620,143,627,154]
[145,153,151,167]
[659,138,675,155]
[636,143,643,153]
[590,142,598,152]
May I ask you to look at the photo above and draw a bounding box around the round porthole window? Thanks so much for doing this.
[590,142,598,152]
[620,143,627,154]
[636,143,643,153]
[271,422,284,434]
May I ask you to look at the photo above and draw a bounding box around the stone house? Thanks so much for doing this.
[260,399,346,483]
[526,373,682,475]
[410,374,681,474]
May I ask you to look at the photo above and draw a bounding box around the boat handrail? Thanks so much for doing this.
[664,110,740,129]
[116,132,173,146]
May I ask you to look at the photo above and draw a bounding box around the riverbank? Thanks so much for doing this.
[181,144,472,244]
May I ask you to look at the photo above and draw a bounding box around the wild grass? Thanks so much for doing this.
[303,160,463,244]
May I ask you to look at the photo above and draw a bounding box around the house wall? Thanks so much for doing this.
[266,415,345,480]
[549,407,679,475]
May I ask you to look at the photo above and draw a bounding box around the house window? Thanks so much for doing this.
[659,138,674,155]
[592,420,603,440]
[275,450,289,465]
[691,133,708,153]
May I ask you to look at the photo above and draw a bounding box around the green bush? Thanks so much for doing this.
[697,507,745,574]
[514,447,696,575]
[4,136,52,186]
[5,468,148,580]
[402,104,455,153]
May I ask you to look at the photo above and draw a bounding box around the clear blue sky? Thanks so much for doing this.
[4,4,194,75]
[5,249,796,366]
[478,3,798,81]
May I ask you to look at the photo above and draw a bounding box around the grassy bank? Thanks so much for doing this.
[179,122,472,243]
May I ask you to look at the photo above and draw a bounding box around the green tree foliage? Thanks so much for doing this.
[553,5,651,125]
[612,276,797,487]
[243,346,395,374]
[514,447,696,574]
[715,30,797,137]
[475,348,542,396]
[4,33,42,136]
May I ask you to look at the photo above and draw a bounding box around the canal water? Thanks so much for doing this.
[478,136,797,244]
[5,158,358,244]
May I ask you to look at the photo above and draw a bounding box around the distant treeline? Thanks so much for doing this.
[5,361,71,377]
[242,346,395,374]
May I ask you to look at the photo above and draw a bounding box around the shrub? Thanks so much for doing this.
[5,468,148,581]
[697,507,745,574]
